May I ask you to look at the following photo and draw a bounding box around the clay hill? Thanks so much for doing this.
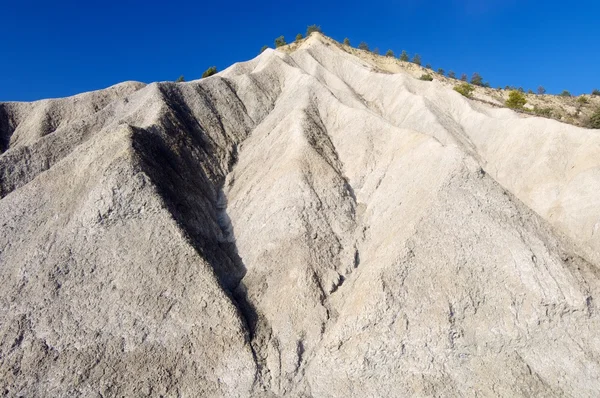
[1,33,600,397]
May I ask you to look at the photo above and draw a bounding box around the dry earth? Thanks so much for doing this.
[1,33,600,397]
[281,38,600,126]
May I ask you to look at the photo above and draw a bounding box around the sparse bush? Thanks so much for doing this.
[506,90,527,109]
[528,89,534,94]
[358,42,369,51]
[518,87,524,92]
[343,37,350,46]
[419,74,433,81]
[586,108,600,128]
[533,105,553,117]
[385,49,394,57]
[295,33,303,42]
[448,71,456,78]
[537,86,546,95]
[437,68,445,76]
[274,36,286,48]
[373,48,380,55]
[400,50,409,61]
[175,75,185,83]
[201,66,217,78]
[559,90,572,97]
[425,64,432,69]
[460,73,468,81]
[260,45,268,53]
[306,25,322,36]
[592,89,600,96]
[454,83,475,98]
[470,72,483,86]
[412,54,422,65]
[577,96,589,105]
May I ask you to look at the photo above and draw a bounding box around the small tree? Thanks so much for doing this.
[373,48,380,55]
[295,33,303,42]
[419,74,433,81]
[358,42,369,51]
[592,89,600,96]
[400,50,409,61]
[437,68,445,76]
[343,37,350,46]
[454,83,475,98]
[202,66,217,78]
[412,54,421,65]
[506,90,527,109]
[385,49,394,57]
[274,36,286,48]
[260,45,268,53]
[460,73,468,81]
[425,64,432,69]
[528,89,534,94]
[559,90,572,97]
[470,72,483,86]
[537,86,546,95]
[448,71,456,78]
[176,75,185,83]
[587,108,600,129]
[306,25,322,36]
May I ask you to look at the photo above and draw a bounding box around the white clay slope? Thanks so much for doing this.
[1,33,599,397]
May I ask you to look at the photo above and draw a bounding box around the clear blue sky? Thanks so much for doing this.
[2,0,599,101]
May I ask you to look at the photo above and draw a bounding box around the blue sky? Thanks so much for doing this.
[2,0,599,101]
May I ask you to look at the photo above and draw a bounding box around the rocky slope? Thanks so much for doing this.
[1,33,600,397]
[281,39,600,127]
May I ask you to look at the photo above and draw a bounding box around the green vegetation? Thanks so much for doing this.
[201,66,217,78]
[419,74,433,81]
[399,50,409,61]
[592,89,600,96]
[587,108,600,129]
[274,36,286,48]
[470,73,483,86]
[343,37,350,46]
[175,75,185,83]
[385,49,394,57]
[454,83,475,98]
[412,54,421,65]
[306,25,322,36]
[260,45,268,53]
[577,96,589,105]
[537,86,546,95]
[437,68,445,76]
[533,105,553,117]
[559,90,572,97]
[448,71,456,78]
[358,42,369,51]
[506,90,527,109]
[460,73,468,81]
[425,63,432,69]
[295,33,303,42]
